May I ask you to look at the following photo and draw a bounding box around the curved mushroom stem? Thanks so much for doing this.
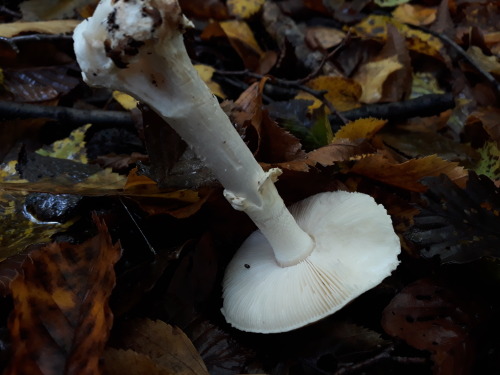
[73,0,314,267]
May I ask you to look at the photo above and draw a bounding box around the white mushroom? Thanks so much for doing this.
[73,0,401,333]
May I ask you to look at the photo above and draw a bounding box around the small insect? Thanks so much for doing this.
[244,264,250,269]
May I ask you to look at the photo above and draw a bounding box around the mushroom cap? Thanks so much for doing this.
[221,191,401,333]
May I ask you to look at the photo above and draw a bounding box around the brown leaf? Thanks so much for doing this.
[381,278,483,375]
[351,152,468,192]
[107,319,209,375]
[0,20,80,37]
[5,215,122,375]
[306,139,376,167]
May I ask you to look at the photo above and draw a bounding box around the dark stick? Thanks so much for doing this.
[0,34,74,53]
[0,100,135,126]
[330,93,455,124]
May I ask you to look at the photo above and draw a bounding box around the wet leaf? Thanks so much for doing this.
[106,319,209,375]
[36,124,90,163]
[1,65,80,103]
[5,216,121,375]
[407,172,500,263]
[351,152,467,192]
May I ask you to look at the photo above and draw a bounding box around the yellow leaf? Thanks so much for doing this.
[0,20,80,37]
[112,91,139,110]
[194,64,226,98]
[219,19,264,56]
[393,4,437,26]
[354,55,403,104]
[333,118,387,141]
[411,72,445,98]
[36,124,90,163]
[295,76,362,112]
[352,15,444,58]
[227,0,265,18]
[467,46,500,75]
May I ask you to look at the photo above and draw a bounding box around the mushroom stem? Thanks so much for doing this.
[73,0,314,267]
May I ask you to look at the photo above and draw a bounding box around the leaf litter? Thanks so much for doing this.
[0,0,500,373]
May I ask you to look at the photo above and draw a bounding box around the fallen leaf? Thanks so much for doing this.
[36,124,91,163]
[354,55,403,104]
[474,141,500,181]
[5,215,121,375]
[305,26,346,51]
[0,20,80,37]
[295,76,362,112]
[375,0,410,8]
[20,0,95,21]
[106,319,209,375]
[306,138,376,167]
[227,0,265,18]
[112,91,138,110]
[382,278,483,375]
[333,118,387,141]
[466,46,500,75]
[194,64,226,98]
[393,4,437,26]
[407,173,500,263]
[351,152,467,192]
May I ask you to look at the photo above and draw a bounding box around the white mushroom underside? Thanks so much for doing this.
[221,191,401,333]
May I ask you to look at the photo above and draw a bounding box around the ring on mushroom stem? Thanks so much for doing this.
[73,0,401,334]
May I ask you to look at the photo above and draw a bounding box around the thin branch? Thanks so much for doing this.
[406,24,500,97]
[334,346,429,375]
[0,100,134,126]
[0,34,73,53]
[330,93,455,124]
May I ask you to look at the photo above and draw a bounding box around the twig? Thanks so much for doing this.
[334,346,429,375]
[0,34,73,53]
[330,93,455,125]
[0,100,135,126]
[406,24,500,97]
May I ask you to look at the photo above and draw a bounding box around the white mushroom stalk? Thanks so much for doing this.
[74,0,401,333]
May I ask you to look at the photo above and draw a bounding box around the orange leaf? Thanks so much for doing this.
[305,139,376,167]
[295,76,362,112]
[5,215,121,375]
[333,118,387,141]
[351,153,467,192]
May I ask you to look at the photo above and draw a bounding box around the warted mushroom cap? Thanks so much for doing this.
[221,191,401,333]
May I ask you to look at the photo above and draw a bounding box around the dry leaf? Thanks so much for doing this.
[354,55,403,104]
[0,20,80,37]
[5,216,121,375]
[194,64,226,98]
[306,139,375,167]
[295,76,362,112]
[20,0,95,21]
[106,319,209,375]
[351,152,468,192]
[305,26,346,51]
[333,118,387,141]
[393,4,437,26]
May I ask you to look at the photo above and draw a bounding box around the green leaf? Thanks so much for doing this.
[474,141,500,180]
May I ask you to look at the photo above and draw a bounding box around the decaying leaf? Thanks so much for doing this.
[474,141,500,181]
[407,172,500,263]
[105,319,209,375]
[36,124,91,163]
[382,278,484,375]
[5,216,121,375]
[20,0,96,20]
[393,4,437,26]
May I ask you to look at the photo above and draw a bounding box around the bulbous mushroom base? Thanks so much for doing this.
[221,191,401,333]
